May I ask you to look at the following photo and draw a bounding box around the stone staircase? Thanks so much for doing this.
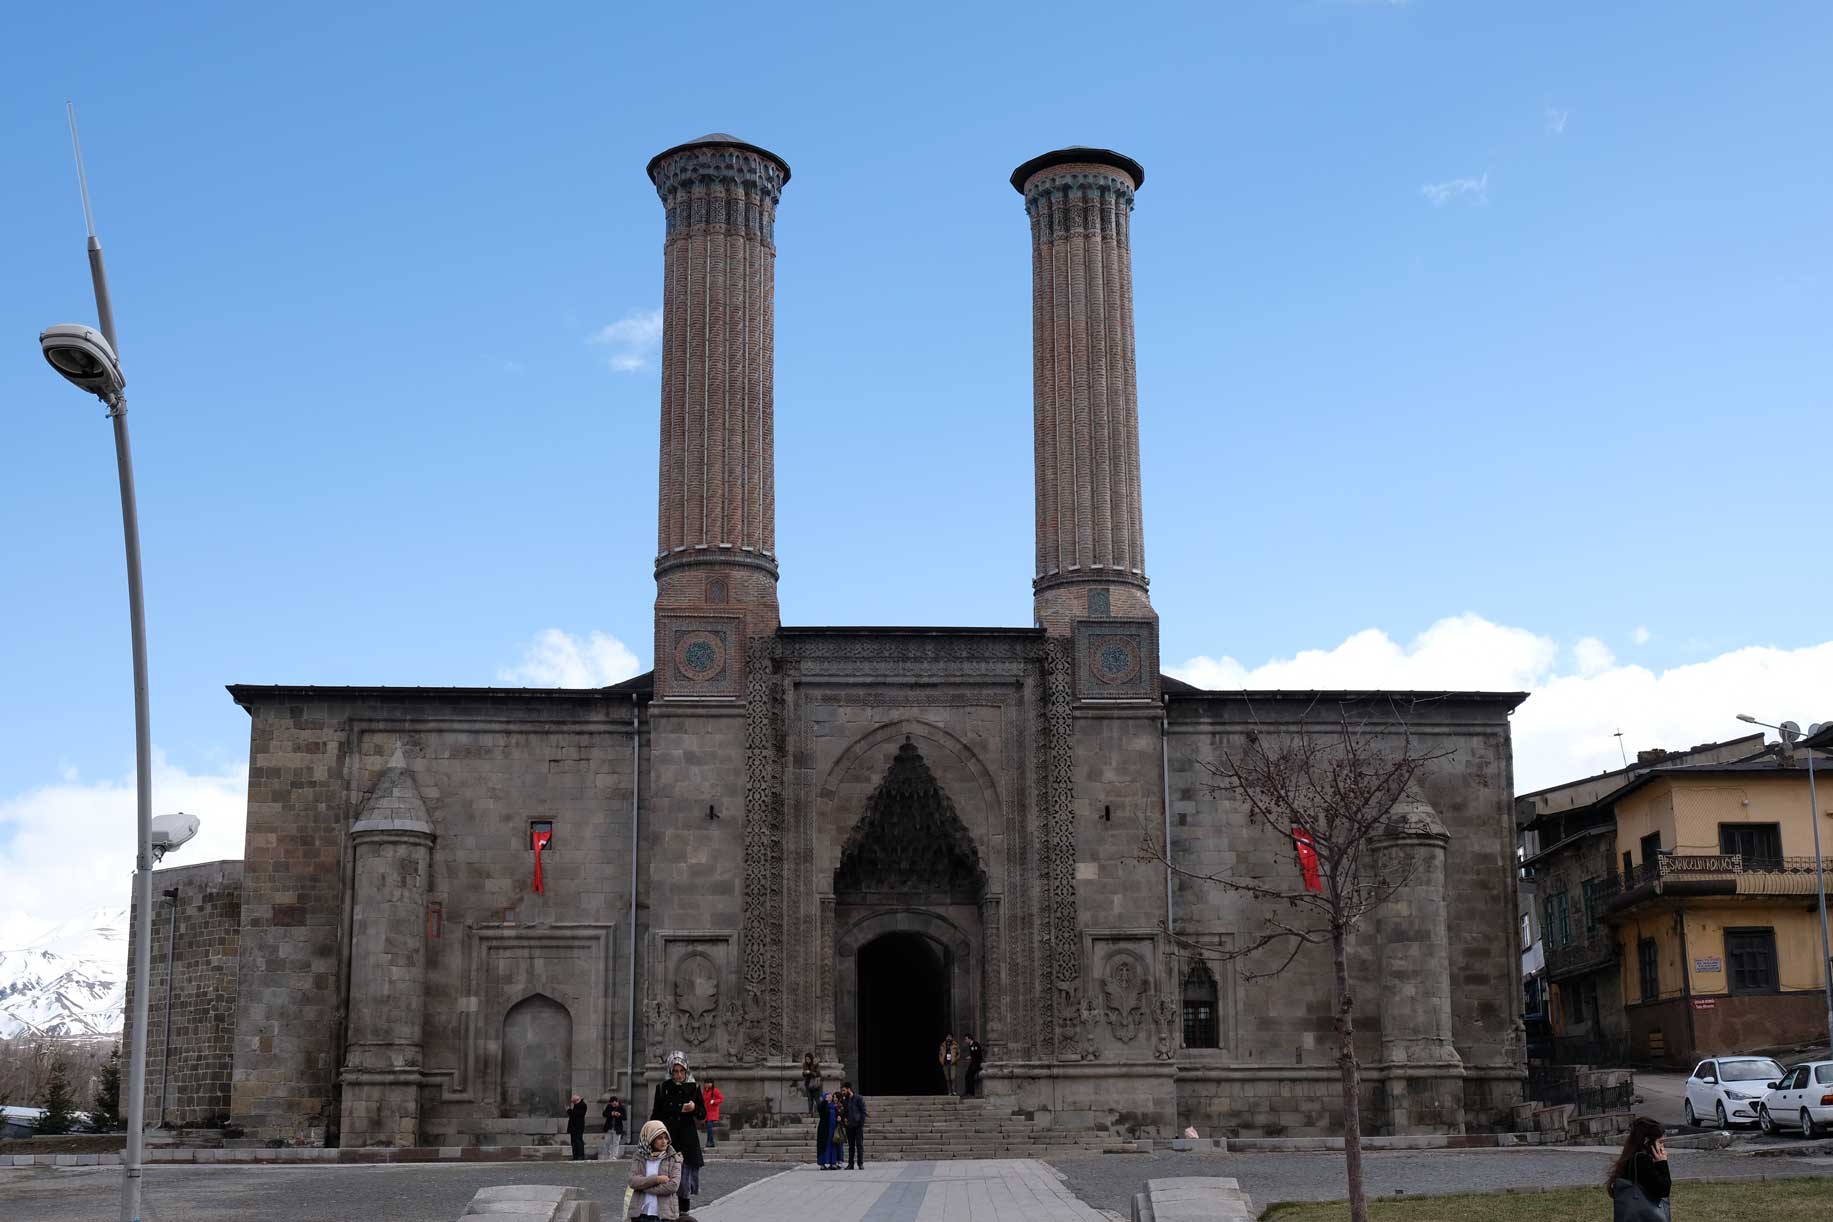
[711,1095,1117,1162]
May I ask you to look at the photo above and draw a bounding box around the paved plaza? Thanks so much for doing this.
[698,1160,1105,1221]
[4,1147,1830,1220]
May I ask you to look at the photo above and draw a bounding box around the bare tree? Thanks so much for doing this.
[1141,700,1450,1222]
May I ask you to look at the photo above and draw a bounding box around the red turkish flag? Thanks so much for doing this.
[1292,828,1323,894]
[531,829,552,894]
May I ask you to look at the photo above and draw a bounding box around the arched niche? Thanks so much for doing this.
[500,993,572,1117]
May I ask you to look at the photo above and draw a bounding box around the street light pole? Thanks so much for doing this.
[64,103,155,1222]
[1737,713,1833,1054]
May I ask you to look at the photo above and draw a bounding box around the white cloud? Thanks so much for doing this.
[1632,625,1652,646]
[590,308,664,373]
[1168,615,1833,792]
[1421,173,1489,206]
[0,753,248,953]
[498,628,642,688]
[1545,106,1569,135]
[1572,636,1615,676]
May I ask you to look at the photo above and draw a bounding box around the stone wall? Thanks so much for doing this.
[122,858,242,1128]
[1163,692,1526,1135]
[229,687,642,1146]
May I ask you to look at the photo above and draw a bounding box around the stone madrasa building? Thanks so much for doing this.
[127,136,1528,1148]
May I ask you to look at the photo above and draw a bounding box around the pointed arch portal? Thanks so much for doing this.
[832,738,986,1093]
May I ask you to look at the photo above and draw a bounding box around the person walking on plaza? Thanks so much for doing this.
[604,1094,627,1160]
[842,1082,867,1170]
[628,1119,682,1221]
[814,1090,837,1168]
[801,1051,822,1116]
[566,1093,589,1161]
[1606,1117,1671,1221]
[938,1034,960,1097]
[650,1052,707,1220]
[701,1078,723,1149]
[962,1033,984,1099]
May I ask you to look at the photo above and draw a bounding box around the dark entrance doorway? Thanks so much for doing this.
[857,931,949,1096]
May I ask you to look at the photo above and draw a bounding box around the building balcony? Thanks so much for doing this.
[1596,854,1828,913]
[1545,935,1617,981]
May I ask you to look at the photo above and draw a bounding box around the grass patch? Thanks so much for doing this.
[1260,1177,1833,1222]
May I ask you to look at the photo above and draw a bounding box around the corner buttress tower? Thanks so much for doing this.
[1013,147,1158,698]
[647,134,790,698]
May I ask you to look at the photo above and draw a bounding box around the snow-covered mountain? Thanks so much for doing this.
[0,907,126,1039]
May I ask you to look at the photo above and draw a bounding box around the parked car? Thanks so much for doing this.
[1684,1056,1785,1128]
[1758,1060,1833,1139]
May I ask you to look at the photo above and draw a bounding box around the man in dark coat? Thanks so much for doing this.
[650,1051,706,1217]
[842,1082,867,1170]
[565,1093,588,1160]
[963,1034,984,1099]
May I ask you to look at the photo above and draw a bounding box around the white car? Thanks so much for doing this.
[1758,1060,1833,1139]
[1684,1056,1785,1128]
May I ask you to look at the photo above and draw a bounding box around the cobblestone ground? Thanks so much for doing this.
[1050,1147,1833,1216]
[0,1157,784,1221]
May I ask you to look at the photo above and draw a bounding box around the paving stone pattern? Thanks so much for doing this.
[698,1159,1108,1221]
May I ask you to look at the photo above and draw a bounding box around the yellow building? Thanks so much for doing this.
[1600,750,1833,1066]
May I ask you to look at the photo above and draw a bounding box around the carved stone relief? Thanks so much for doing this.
[1102,950,1148,1043]
[1151,992,1178,1061]
[673,953,720,1047]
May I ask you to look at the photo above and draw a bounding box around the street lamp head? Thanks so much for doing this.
[39,323,124,397]
[150,811,199,862]
[1737,714,1758,724]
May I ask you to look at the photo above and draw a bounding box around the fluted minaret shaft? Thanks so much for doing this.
[647,136,789,643]
[1014,149,1153,636]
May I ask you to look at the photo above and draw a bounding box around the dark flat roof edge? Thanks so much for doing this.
[228,683,653,705]
[1522,823,1615,868]
[1163,688,1529,711]
[1513,733,1767,801]
[777,626,1045,637]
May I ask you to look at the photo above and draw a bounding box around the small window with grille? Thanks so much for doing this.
[1637,938,1659,1002]
[1725,927,1778,994]
[1181,960,1219,1049]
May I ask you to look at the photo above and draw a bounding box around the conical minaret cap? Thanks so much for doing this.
[647,133,792,184]
[1010,146,1144,193]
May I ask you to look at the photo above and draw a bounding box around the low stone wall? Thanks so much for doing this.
[122,859,242,1129]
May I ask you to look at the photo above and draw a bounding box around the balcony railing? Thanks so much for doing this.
[1593,854,1826,908]
[1544,934,1616,980]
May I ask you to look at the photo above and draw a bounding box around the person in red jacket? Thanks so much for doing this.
[701,1078,723,1149]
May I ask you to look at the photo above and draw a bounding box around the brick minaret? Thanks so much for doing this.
[647,134,790,698]
[1012,148,1154,640]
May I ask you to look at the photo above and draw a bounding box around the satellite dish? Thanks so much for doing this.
[150,811,201,861]
[1779,721,1802,744]
[1809,723,1826,737]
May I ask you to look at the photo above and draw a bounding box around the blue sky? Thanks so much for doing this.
[2,2,1830,939]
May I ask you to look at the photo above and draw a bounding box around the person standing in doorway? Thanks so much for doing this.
[604,1094,627,1160]
[938,1034,960,1097]
[566,1093,588,1160]
[701,1078,723,1149]
[650,1052,706,1220]
[962,1034,984,1099]
[800,1052,822,1117]
[842,1082,867,1170]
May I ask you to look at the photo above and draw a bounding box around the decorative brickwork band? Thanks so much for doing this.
[740,634,786,1062]
[1040,637,1082,1058]
[649,135,789,683]
[1013,148,1153,637]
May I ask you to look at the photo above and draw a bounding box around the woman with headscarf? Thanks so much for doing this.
[814,1089,837,1168]
[650,1051,706,1220]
